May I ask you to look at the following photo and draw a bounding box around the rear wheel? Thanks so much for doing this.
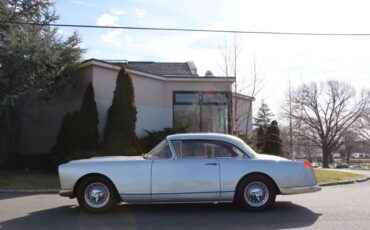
[235,175,276,211]
[76,176,119,213]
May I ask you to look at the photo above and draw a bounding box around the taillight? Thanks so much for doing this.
[303,161,312,169]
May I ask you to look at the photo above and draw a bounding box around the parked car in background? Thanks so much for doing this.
[311,162,320,168]
[58,133,321,213]
[334,163,349,169]
[350,165,367,170]
[332,153,341,158]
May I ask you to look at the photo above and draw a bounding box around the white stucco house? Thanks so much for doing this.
[23,59,254,154]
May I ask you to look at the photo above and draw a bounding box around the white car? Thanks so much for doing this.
[311,162,320,168]
[58,133,321,213]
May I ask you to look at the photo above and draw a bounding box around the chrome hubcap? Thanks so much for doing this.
[244,181,269,207]
[84,182,110,208]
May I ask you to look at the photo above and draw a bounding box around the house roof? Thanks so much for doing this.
[80,59,198,77]
[125,62,197,77]
[233,92,255,101]
[78,58,236,82]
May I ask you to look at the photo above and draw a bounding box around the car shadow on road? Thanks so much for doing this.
[0,193,36,200]
[0,201,321,230]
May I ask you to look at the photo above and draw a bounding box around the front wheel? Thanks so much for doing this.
[76,176,119,213]
[235,175,276,211]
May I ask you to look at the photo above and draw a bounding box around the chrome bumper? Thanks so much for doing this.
[280,185,321,195]
[59,189,74,198]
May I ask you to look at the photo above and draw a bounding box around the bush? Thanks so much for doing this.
[50,83,100,169]
[103,68,140,155]
[79,83,99,150]
[140,127,186,152]
[2,154,51,170]
[51,112,80,155]
[49,151,101,170]
[264,120,282,156]
[256,127,265,150]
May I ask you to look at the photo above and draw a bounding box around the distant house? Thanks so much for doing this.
[22,59,253,154]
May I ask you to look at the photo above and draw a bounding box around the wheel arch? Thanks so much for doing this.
[73,173,121,201]
[234,172,281,200]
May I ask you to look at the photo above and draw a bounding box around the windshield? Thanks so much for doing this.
[239,140,259,158]
[147,140,172,159]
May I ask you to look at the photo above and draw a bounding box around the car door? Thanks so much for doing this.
[151,139,220,202]
[206,141,248,201]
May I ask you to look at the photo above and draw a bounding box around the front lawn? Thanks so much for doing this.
[0,170,59,190]
[314,169,367,184]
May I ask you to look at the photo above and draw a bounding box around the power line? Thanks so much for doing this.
[2,21,370,36]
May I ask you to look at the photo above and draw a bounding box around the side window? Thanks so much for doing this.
[172,140,210,158]
[208,141,245,158]
[171,140,245,158]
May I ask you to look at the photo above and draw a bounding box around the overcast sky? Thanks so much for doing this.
[56,0,370,118]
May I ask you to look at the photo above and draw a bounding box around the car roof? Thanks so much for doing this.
[167,133,235,141]
[167,133,244,147]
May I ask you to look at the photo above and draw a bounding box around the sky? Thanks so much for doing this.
[55,0,370,118]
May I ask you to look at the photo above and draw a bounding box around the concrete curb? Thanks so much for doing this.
[355,177,370,183]
[0,189,58,194]
[319,177,370,186]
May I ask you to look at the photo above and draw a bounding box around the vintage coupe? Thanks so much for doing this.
[59,133,321,213]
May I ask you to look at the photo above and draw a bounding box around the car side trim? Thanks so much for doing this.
[280,185,321,195]
[120,191,233,202]
[120,191,234,196]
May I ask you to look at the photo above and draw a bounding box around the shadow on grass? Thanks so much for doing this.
[0,201,321,230]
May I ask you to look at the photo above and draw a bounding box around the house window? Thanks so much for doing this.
[173,92,229,133]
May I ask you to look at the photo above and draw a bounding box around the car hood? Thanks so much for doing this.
[69,156,143,163]
[255,154,289,161]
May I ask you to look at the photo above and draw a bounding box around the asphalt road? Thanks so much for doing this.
[0,176,369,230]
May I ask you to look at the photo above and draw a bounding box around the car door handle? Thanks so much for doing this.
[205,162,218,166]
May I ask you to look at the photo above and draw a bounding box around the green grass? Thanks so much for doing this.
[0,170,59,190]
[314,169,367,184]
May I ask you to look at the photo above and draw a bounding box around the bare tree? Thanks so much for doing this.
[219,36,266,136]
[219,39,232,78]
[282,78,306,160]
[219,34,242,134]
[219,37,234,134]
[232,34,242,134]
[362,129,370,142]
[284,80,369,168]
[242,57,267,134]
[360,108,370,142]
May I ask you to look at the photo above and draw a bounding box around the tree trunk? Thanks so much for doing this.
[346,153,350,164]
[322,148,330,168]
